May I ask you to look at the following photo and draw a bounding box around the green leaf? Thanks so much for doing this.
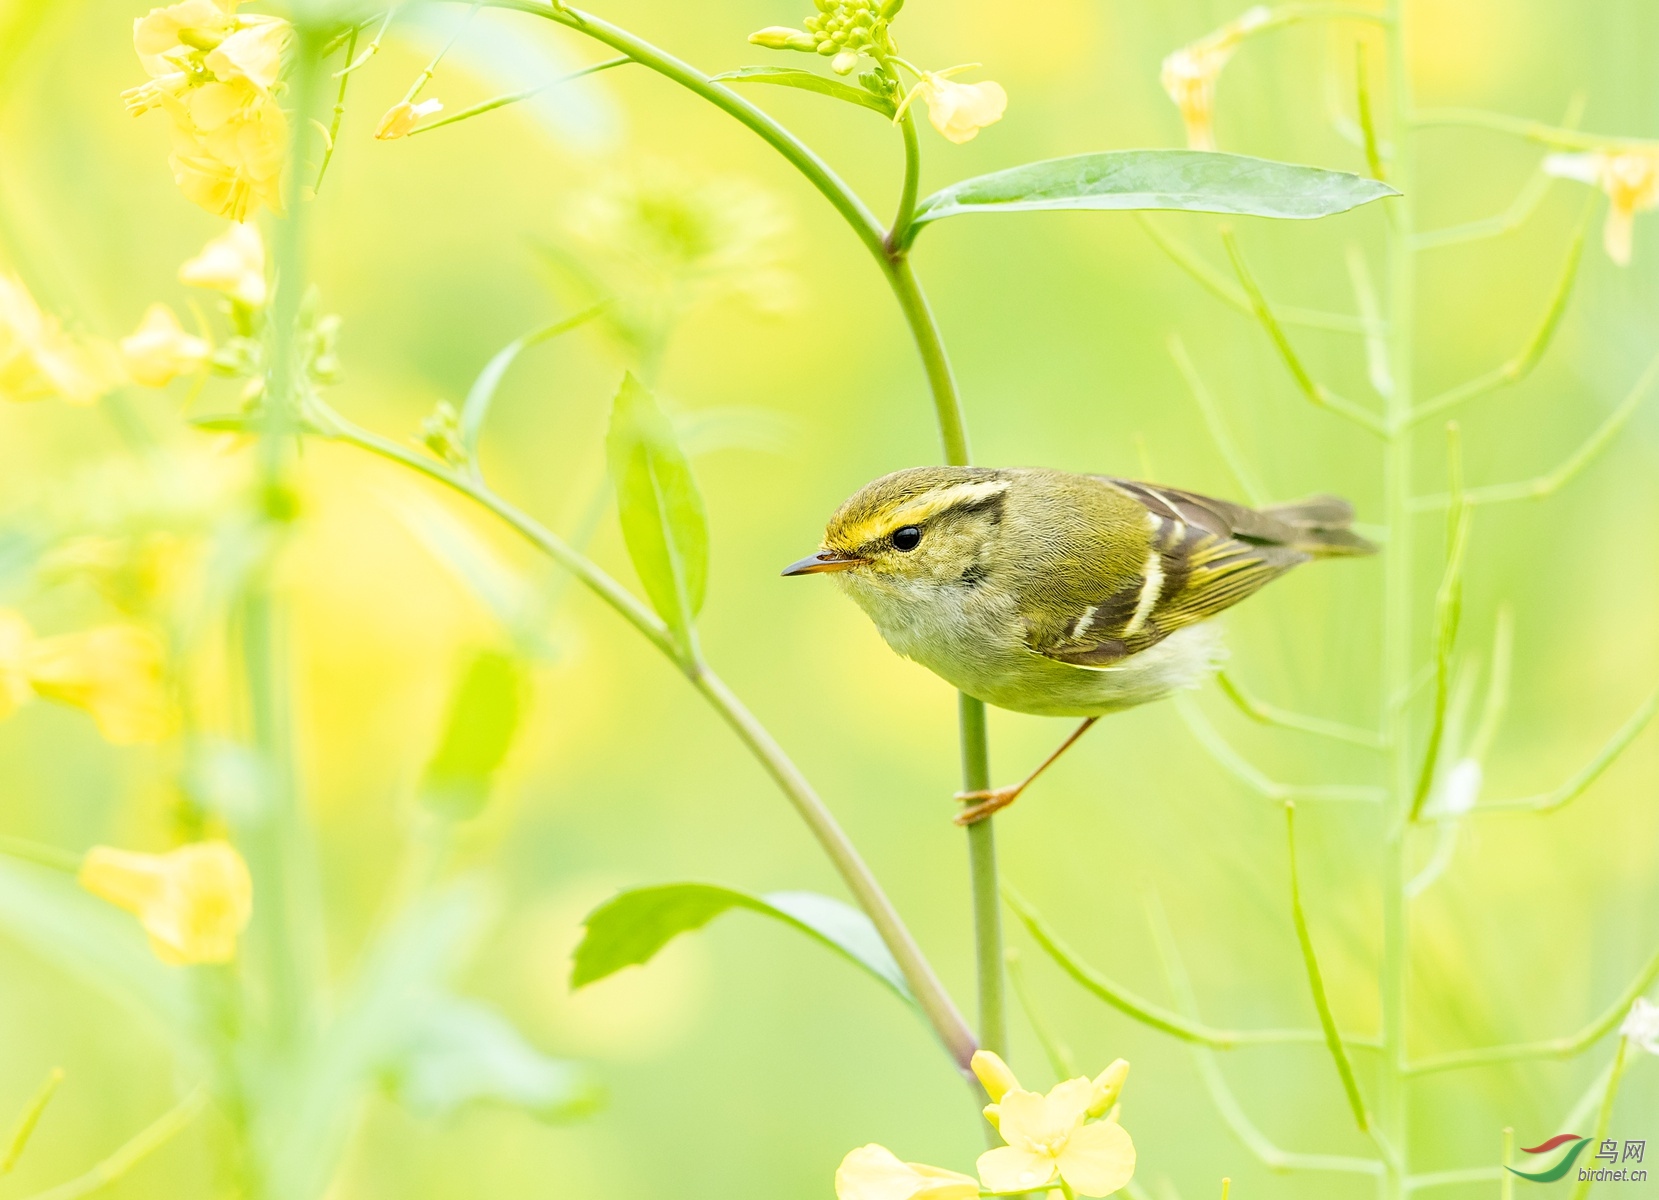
[384,997,602,1122]
[420,649,525,820]
[711,66,895,116]
[908,150,1398,241]
[570,882,914,1005]
[605,374,709,648]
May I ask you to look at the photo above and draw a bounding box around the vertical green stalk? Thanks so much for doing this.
[1380,5,1416,1196]
[243,22,328,1061]
[882,98,997,1064]
[1570,1038,1631,1200]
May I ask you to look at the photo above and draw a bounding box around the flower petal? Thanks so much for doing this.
[976,1145,1057,1194]
[835,1145,976,1200]
[1043,1077,1096,1131]
[1056,1120,1136,1198]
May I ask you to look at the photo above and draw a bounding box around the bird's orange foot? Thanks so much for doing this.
[953,786,1023,825]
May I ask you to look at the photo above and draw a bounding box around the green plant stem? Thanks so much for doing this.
[0,837,80,873]
[2,1068,63,1176]
[960,697,1004,1058]
[407,55,632,136]
[888,107,922,254]
[1411,107,1658,151]
[1379,4,1415,1196]
[21,1089,205,1200]
[1570,1038,1632,1200]
[484,0,996,1076]
[315,411,979,1073]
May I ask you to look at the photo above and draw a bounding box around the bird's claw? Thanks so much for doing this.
[953,786,1022,825]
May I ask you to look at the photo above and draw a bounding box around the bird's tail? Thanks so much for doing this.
[1263,495,1377,557]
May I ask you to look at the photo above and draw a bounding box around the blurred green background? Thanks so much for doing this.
[1,0,1657,1196]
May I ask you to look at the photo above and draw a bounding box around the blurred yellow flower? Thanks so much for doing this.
[120,303,210,387]
[974,1052,1136,1198]
[25,623,173,744]
[179,222,267,308]
[896,66,1007,144]
[0,610,33,721]
[124,0,291,221]
[375,98,445,141]
[834,1145,979,1200]
[0,275,119,405]
[1160,6,1271,151]
[78,841,252,965]
[1545,148,1659,266]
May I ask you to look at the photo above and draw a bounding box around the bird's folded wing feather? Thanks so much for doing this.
[1032,478,1312,667]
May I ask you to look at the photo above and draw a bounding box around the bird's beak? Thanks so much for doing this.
[782,550,865,576]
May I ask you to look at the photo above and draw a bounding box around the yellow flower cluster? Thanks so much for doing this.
[835,1051,1136,1200]
[79,841,252,965]
[0,610,173,744]
[122,0,292,221]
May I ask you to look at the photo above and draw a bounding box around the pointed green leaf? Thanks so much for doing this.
[711,66,895,116]
[570,882,914,1005]
[420,649,525,821]
[605,374,709,647]
[908,150,1397,242]
[459,306,604,462]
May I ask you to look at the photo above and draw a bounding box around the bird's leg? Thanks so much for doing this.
[954,717,1101,825]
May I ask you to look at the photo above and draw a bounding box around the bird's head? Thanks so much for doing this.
[783,466,1010,593]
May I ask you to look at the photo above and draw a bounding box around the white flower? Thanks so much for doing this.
[1621,996,1659,1055]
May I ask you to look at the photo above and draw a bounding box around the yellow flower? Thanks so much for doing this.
[375,98,444,141]
[1160,6,1271,151]
[120,303,210,387]
[78,842,252,965]
[834,1145,979,1200]
[125,0,290,221]
[1545,148,1659,266]
[896,66,1007,144]
[0,610,33,722]
[973,1053,1137,1198]
[0,275,119,405]
[24,623,172,744]
[179,222,267,308]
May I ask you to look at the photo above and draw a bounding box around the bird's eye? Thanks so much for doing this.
[892,525,922,552]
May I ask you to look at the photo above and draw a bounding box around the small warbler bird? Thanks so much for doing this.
[784,466,1373,823]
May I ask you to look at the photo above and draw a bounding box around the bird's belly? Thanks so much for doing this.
[920,621,1228,717]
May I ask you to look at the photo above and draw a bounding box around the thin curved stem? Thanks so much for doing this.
[888,106,922,254]
[1411,107,1659,151]
[21,1089,205,1200]
[315,408,978,1073]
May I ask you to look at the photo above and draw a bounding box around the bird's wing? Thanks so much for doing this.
[1030,478,1313,667]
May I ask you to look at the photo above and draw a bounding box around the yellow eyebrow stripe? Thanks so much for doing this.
[837,479,1010,546]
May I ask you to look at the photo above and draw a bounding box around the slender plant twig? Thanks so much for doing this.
[1347,243,1394,398]
[1005,886,1378,1051]
[1406,206,1589,429]
[1168,335,1271,506]
[1221,229,1387,435]
[1139,217,1378,335]
[1146,894,1385,1176]
[1569,1038,1632,1200]
[1411,107,1659,151]
[1285,803,1370,1130]
[2,1069,64,1176]
[334,7,394,77]
[1005,948,1079,1081]
[1405,1166,1504,1192]
[313,25,357,192]
[0,837,81,873]
[1216,671,1385,749]
[1177,698,1387,803]
[1408,423,1470,821]
[407,56,632,136]
[1355,44,1385,182]
[1454,684,1659,818]
[1411,347,1659,510]
[311,404,978,1070]
[20,1089,205,1200]
[1406,944,1659,1075]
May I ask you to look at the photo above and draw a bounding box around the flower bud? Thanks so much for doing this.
[748,25,816,51]
[1087,1058,1130,1117]
[376,97,443,140]
[981,1103,1000,1132]
[79,841,252,965]
[832,49,859,74]
[970,1049,1021,1101]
